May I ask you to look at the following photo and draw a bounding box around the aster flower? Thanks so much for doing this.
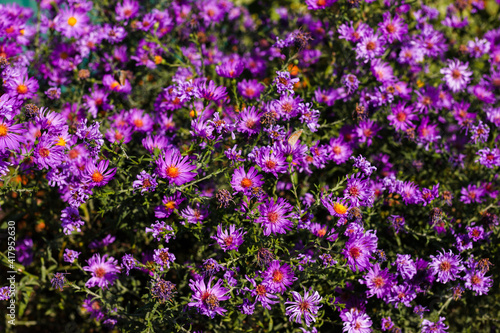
[154,193,184,219]
[51,272,67,291]
[83,254,121,289]
[132,170,158,194]
[322,196,351,219]
[421,317,448,333]
[216,57,244,78]
[237,106,262,136]
[305,0,335,10]
[328,137,353,164]
[355,32,386,63]
[381,317,394,331]
[398,181,423,205]
[378,12,407,43]
[342,74,359,95]
[238,79,264,99]
[394,254,416,279]
[156,150,197,186]
[440,59,473,93]
[153,248,176,271]
[83,159,116,187]
[243,277,279,310]
[146,220,175,243]
[188,276,231,318]
[255,146,288,178]
[274,71,299,95]
[193,79,228,102]
[387,102,417,131]
[5,70,39,100]
[429,249,464,283]
[343,173,372,207]
[115,0,139,21]
[285,288,323,327]
[476,147,500,168]
[121,254,137,275]
[34,134,65,170]
[463,269,492,296]
[342,309,373,333]
[460,184,486,204]
[468,121,489,144]
[64,249,81,263]
[360,264,394,299]
[0,286,10,301]
[55,7,89,39]
[230,166,264,196]
[151,279,176,303]
[256,197,295,236]
[342,230,378,272]
[0,117,24,151]
[356,120,381,147]
[212,224,246,252]
[180,203,210,224]
[262,260,297,294]
[102,74,132,94]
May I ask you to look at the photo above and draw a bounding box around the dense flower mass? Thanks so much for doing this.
[0,0,498,332]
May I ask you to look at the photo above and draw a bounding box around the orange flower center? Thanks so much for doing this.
[67,16,78,27]
[272,270,283,282]
[439,261,451,272]
[451,69,461,79]
[166,166,179,178]
[68,149,79,159]
[164,201,176,210]
[366,41,376,51]
[372,276,385,288]
[240,178,253,188]
[397,112,406,122]
[95,267,106,278]
[333,146,341,155]
[133,119,144,128]
[92,171,104,183]
[0,124,8,137]
[39,147,50,158]
[267,212,279,223]
[256,284,267,296]
[265,160,277,169]
[17,84,28,94]
[349,246,361,259]
[110,81,121,90]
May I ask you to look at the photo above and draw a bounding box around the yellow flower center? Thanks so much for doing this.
[166,166,179,178]
[55,137,66,146]
[92,171,104,183]
[17,84,28,94]
[164,201,176,210]
[0,124,8,137]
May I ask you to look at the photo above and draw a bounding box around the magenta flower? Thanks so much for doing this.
[230,166,264,195]
[5,71,39,100]
[102,74,132,94]
[115,0,140,21]
[429,249,464,283]
[342,230,378,272]
[255,146,288,178]
[421,317,448,333]
[153,248,176,271]
[212,224,246,252]
[156,150,197,186]
[188,277,231,318]
[83,254,121,289]
[355,32,386,63]
[285,288,323,327]
[34,134,65,170]
[463,269,492,296]
[256,197,295,236]
[440,59,473,93]
[243,277,279,310]
[274,71,299,95]
[387,102,417,131]
[193,79,228,102]
[237,79,264,99]
[328,137,353,165]
[378,12,407,43]
[54,7,89,39]
[360,263,394,299]
[476,147,500,168]
[154,192,185,219]
[262,260,297,294]
[83,159,116,187]
[341,309,373,333]
[237,106,262,136]
[0,117,25,151]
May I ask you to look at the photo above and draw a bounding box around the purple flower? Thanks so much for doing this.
[351,155,377,176]
[83,159,116,187]
[5,70,39,100]
[355,32,385,63]
[256,197,295,236]
[188,277,231,318]
[356,120,381,147]
[342,230,378,272]
[51,272,67,291]
[0,117,25,151]
[476,147,500,168]
[0,286,10,301]
[230,166,264,195]
[463,269,492,296]
[151,279,176,303]
[153,248,176,271]
[381,317,394,331]
[378,12,407,43]
[146,220,175,242]
[342,74,359,95]
[115,0,139,21]
[193,79,228,102]
[328,137,352,164]
[387,102,417,131]
[238,79,264,99]
[440,59,473,93]
[274,71,299,95]
[285,288,323,327]
[394,254,416,279]
[429,249,464,283]
[61,206,85,234]
[156,150,197,186]
[132,171,158,194]
[262,260,297,294]
[460,184,486,204]
[64,249,81,263]
[212,224,246,252]
[360,263,394,299]
[342,309,373,333]
[237,106,262,136]
[83,254,121,289]
[255,146,288,177]
[216,57,244,78]
[421,317,448,333]
[121,254,137,276]
[55,7,89,39]
[469,121,489,144]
